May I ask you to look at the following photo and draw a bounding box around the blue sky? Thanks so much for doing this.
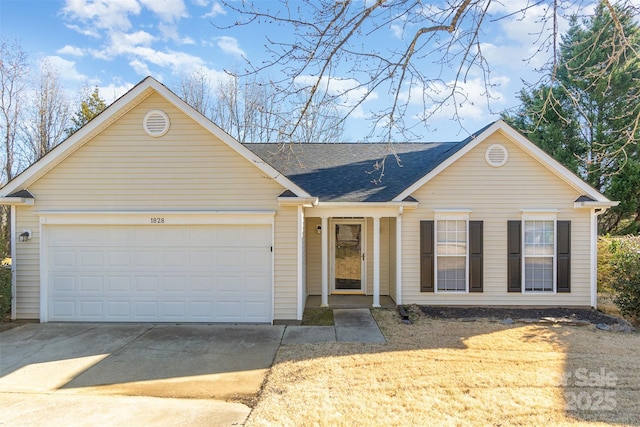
[0,0,614,141]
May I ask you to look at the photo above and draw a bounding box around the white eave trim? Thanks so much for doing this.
[277,196,318,207]
[574,201,619,209]
[0,197,34,206]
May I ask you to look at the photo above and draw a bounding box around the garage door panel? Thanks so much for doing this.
[108,276,131,292]
[79,300,103,317]
[161,276,187,293]
[48,224,272,322]
[79,276,103,292]
[107,301,131,318]
[52,275,75,292]
[108,251,131,267]
[53,251,76,268]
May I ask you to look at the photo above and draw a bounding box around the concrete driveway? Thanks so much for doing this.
[0,323,285,426]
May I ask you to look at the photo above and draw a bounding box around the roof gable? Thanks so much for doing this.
[0,77,309,198]
[393,120,612,204]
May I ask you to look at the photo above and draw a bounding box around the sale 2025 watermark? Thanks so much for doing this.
[538,367,618,411]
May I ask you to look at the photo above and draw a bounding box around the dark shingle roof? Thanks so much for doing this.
[245,141,473,202]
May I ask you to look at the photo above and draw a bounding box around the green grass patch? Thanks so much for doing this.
[301,307,334,326]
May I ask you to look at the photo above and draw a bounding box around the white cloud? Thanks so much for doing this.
[203,1,226,18]
[44,55,87,82]
[391,24,403,39]
[63,0,141,32]
[419,76,509,122]
[139,0,187,22]
[130,59,152,76]
[215,36,246,57]
[98,82,136,103]
[57,45,85,56]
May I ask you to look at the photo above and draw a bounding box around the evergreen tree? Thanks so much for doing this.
[504,4,640,233]
[67,87,107,135]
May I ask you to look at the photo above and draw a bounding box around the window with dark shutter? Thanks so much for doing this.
[420,220,434,292]
[557,221,571,293]
[469,221,483,292]
[507,220,522,292]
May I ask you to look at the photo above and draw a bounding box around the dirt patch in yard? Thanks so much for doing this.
[247,308,640,426]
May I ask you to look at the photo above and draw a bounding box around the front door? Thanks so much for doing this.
[332,220,365,293]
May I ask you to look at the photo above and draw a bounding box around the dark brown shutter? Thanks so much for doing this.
[420,220,434,292]
[469,221,483,292]
[507,220,522,292]
[557,220,571,293]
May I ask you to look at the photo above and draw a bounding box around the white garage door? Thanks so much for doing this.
[47,224,272,322]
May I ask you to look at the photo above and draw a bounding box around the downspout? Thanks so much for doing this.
[591,207,608,308]
[10,204,16,320]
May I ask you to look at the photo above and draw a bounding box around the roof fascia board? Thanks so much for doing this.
[393,120,612,203]
[0,79,155,196]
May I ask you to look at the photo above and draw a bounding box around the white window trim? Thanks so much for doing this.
[521,212,557,294]
[434,212,470,293]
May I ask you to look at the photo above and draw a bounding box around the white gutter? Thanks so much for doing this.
[0,197,34,206]
[10,205,16,320]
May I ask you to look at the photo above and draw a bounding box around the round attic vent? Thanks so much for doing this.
[485,144,508,167]
[143,110,170,137]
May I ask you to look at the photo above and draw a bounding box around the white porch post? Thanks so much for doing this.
[321,216,329,307]
[395,210,402,305]
[373,215,381,308]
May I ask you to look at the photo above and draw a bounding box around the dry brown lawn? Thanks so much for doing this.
[247,307,640,426]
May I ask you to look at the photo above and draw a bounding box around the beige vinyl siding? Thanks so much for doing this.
[28,94,283,210]
[305,218,322,295]
[365,217,390,295]
[402,130,592,306]
[15,92,299,320]
[274,206,299,320]
[14,205,40,319]
[389,217,397,301]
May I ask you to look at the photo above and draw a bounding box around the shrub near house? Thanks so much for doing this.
[0,264,11,318]
[600,235,640,321]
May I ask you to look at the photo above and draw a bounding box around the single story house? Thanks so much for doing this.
[0,77,618,324]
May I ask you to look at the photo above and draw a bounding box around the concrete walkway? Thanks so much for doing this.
[282,308,386,344]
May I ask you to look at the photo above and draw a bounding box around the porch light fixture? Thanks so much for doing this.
[316,225,322,234]
[19,230,30,242]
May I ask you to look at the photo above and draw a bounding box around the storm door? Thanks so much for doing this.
[332,220,365,293]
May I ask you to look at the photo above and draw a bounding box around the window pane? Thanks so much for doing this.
[436,220,466,255]
[437,256,466,291]
[524,220,554,256]
[525,257,553,291]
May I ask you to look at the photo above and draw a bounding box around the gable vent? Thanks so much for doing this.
[485,144,508,167]
[143,110,170,137]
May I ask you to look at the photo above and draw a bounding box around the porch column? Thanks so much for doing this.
[321,216,329,307]
[372,215,381,308]
[396,211,402,305]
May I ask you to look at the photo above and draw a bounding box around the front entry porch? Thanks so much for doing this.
[305,212,404,309]
[305,295,396,309]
